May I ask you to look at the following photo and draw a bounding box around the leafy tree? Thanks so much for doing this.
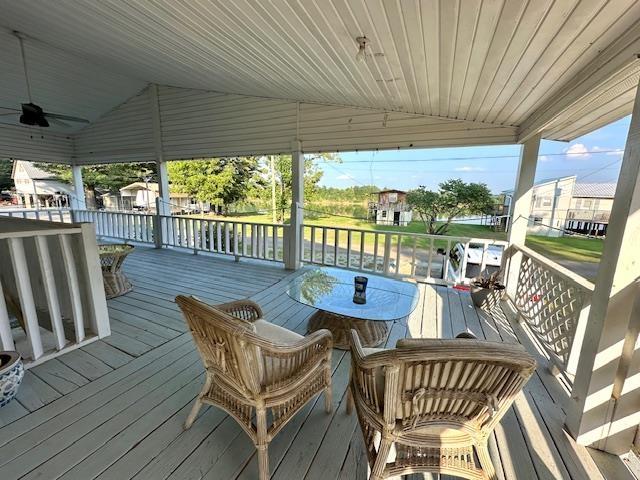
[407,179,494,235]
[35,162,156,208]
[167,157,262,214]
[0,159,13,191]
[264,153,339,222]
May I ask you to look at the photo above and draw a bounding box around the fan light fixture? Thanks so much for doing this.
[356,36,368,63]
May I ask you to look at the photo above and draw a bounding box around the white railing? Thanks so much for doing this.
[159,215,287,262]
[0,216,109,367]
[300,224,507,284]
[0,207,71,223]
[503,244,594,380]
[72,209,157,244]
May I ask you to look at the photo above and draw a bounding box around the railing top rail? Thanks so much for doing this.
[165,214,287,229]
[510,244,595,292]
[303,223,508,245]
[0,216,81,238]
[74,209,155,217]
[0,207,70,213]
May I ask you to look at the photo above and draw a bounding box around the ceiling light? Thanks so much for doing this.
[356,36,368,63]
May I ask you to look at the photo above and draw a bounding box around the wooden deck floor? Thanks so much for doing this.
[0,247,622,479]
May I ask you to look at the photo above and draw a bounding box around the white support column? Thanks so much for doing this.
[285,142,304,270]
[71,165,86,210]
[149,83,169,249]
[566,78,640,454]
[504,134,541,299]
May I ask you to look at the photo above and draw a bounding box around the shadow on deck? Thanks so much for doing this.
[0,246,627,479]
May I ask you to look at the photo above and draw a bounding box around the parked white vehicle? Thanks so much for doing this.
[446,243,504,284]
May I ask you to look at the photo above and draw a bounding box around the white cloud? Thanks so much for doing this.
[564,143,590,158]
[454,165,485,172]
[539,155,551,162]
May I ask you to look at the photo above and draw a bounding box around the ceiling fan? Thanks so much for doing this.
[0,31,90,129]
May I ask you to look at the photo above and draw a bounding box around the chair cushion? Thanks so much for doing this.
[253,319,303,344]
[251,319,304,387]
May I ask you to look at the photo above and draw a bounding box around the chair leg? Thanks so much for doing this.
[476,442,497,480]
[256,407,270,480]
[184,373,213,430]
[370,436,393,480]
[324,353,333,413]
[346,386,354,415]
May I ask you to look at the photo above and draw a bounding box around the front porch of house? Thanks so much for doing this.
[0,246,621,480]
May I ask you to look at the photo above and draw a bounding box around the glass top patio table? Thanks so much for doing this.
[286,267,419,322]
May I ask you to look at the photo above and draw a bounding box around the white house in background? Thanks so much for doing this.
[11,160,73,208]
[368,189,413,226]
[502,176,615,237]
[115,182,194,213]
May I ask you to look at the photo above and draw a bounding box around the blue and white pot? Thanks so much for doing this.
[0,351,24,408]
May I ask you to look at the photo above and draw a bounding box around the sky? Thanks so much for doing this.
[316,115,630,193]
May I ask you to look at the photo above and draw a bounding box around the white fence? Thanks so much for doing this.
[0,216,109,367]
[301,224,507,284]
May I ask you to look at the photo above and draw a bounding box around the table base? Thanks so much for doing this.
[307,310,388,350]
[102,271,133,299]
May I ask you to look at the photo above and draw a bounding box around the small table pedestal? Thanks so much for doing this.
[307,310,388,350]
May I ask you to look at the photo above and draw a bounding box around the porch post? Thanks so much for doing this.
[285,142,303,270]
[149,83,169,248]
[71,165,86,211]
[566,78,640,454]
[504,134,541,298]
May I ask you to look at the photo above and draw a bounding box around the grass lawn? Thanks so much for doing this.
[191,211,603,263]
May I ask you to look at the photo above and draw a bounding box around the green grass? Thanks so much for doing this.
[191,211,603,263]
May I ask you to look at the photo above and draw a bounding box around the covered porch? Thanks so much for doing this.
[0,246,611,479]
[1,1,640,478]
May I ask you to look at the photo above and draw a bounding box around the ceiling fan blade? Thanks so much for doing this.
[0,106,21,113]
[44,112,90,124]
[0,113,19,116]
[46,117,73,128]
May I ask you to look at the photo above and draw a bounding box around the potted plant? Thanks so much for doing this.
[470,270,505,309]
[0,351,24,408]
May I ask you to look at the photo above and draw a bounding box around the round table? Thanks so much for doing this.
[98,244,134,299]
[286,267,419,349]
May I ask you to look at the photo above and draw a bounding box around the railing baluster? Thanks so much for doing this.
[480,241,489,274]
[8,237,43,358]
[242,223,247,256]
[271,225,277,260]
[346,230,352,268]
[411,236,418,277]
[383,233,392,275]
[0,278,15,351]
[172,217,179,246]
[443,239,452,283]
[60,234,85,342]
[395,234,402,275]
[35,236,65,350]
[460,240,471,281]
[216,222,222,253]
[427,237,434,279]
[373,233,379,272]
[262,224,267,259]
[359,232,365,270]
[208,221,215,251]
[334,229,339,266]
[322,227,327,265]
[225,223,231,254]
[233,223,239,256]
[310,226,315,263]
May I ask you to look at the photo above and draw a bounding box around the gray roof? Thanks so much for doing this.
[13,161,57,180]
[573,183,617,198]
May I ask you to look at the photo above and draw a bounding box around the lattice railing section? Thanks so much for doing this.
[514,253,588,368]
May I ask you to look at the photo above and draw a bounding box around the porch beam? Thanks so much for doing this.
[71,165,86,210]
[567,76,640,454]
[285,141,303,270]
[504,134,541,298]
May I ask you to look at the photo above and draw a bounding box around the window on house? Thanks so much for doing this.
[381,211,387,218]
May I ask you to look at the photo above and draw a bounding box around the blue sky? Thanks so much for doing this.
[316,116,630,193]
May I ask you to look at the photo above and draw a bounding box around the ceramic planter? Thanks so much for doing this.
[0,351,24,408]
[470,284,505,309]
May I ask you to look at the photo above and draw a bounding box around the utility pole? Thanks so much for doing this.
[270,155,277,223]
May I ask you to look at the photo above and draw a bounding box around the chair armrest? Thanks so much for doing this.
[252,329,333,393]
[216,299,264,322]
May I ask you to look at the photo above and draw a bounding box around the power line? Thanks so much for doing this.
[315,149,624,164]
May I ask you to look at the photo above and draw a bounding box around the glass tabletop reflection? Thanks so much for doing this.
[286,267,419,322]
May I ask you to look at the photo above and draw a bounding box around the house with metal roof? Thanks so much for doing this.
[10,160,72,208]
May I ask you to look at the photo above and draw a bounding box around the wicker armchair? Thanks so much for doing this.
[175,296,333,480]
[347,331,536,480]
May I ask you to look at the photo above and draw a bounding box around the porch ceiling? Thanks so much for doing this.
[0,0,640,156]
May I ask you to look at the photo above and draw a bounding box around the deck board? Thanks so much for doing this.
[0,247,620,479]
